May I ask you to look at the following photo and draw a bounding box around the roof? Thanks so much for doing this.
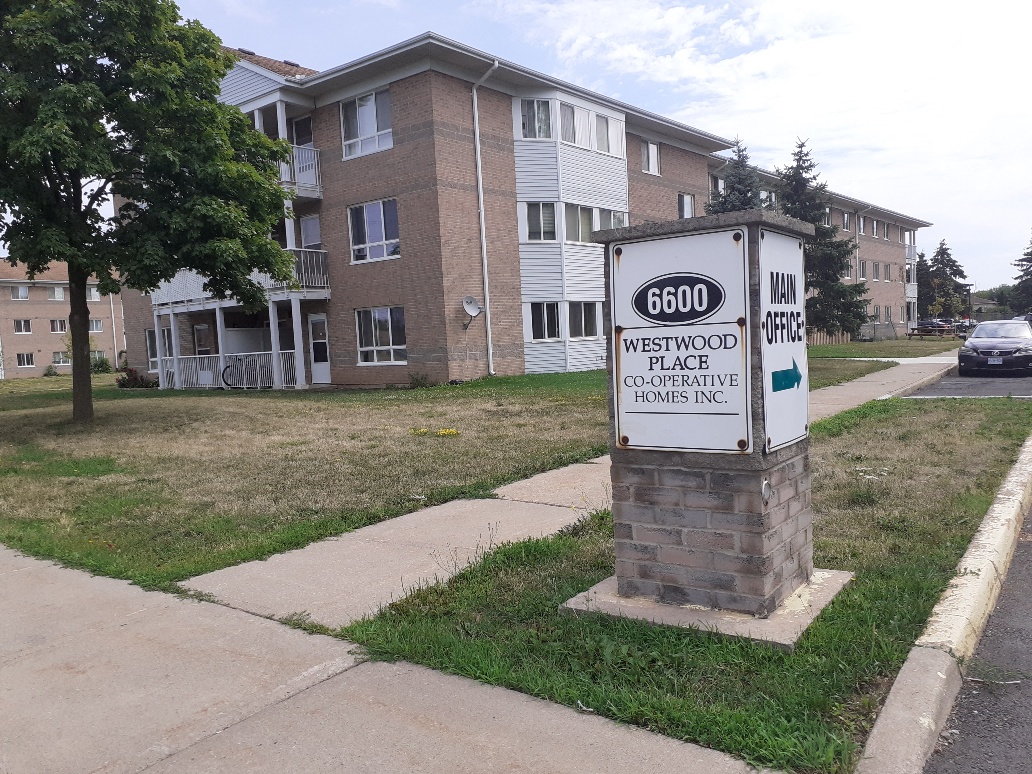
[227,32,732,154]
[221,46,318,78]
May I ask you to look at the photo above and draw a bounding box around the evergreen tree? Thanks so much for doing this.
[929,239,966,282]
[916,252,933,318]
[1012,233,1032,313]
[0,0,291,423]
[927,240,967,319]
[704,138,761,215]
[775,140,868,336]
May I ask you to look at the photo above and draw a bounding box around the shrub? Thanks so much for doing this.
[115,367,159,389]
[43,364,59,377]
[90,356,113,374]
[408,371,433,389]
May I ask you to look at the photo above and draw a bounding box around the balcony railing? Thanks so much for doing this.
[161,351,299,389]
[905,244,917,261]
[281,145,321,198]
[905,282,918,301]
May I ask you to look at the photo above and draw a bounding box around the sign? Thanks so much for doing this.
[611,229,751,453]
[759,229,809,451]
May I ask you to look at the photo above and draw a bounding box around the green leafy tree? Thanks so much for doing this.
[775,139,868,336]
[916,251,933,318]
[0,0,291,423]
[981,283,1014,312]
[1011,234,1032,313]
[705,138,761,215]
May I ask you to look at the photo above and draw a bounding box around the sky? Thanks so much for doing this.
[178,0,1028,292]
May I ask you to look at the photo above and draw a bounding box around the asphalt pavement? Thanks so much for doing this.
[923,505,1032,773]
[910,373,1032,398]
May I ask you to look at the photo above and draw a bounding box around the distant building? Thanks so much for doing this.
[0,263,125,380]
[120,32,930,388]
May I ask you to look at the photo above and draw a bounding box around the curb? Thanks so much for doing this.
[854,434,1032,774]
[876,362,956,401]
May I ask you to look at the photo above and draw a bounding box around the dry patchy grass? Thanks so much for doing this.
[0,374,609,584]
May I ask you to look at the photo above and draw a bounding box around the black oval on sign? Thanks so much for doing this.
[631,272,725,325]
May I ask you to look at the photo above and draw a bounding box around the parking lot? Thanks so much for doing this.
[909,371,1032,399]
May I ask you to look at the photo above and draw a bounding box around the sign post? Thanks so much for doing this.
[564,210,851,643]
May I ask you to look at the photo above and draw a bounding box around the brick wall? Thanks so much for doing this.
[626,133,711,225]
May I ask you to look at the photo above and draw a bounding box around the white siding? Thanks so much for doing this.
[563,243,605,299]
[567,338,606,372]
[559,144,628,211]
[220,65,280,106]
[520,244,563,302]
[514,141,560,201]
[152,270,209,305]
[524,341,566,374]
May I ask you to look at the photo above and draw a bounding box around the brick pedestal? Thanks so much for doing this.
[612,446,812,617]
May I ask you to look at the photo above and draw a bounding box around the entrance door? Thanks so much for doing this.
[291,116,317,188]
[308,313,330,384]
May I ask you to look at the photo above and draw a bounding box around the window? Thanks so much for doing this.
[341,89,392,158]
[871,219,878,238]
[901,306,906,323]
[844,259,852,280]
[89,350,106,362]
[89,319,103,333]
[48,286,65,301]
[872,263,880,281]
[356,306,406,363]
[599,209,627,229]
[678,193,695,219]
[50,319,67,333]
[300,215,322,250]
[884,263,892,281]
[595,114,609,152]
[859,260,867,279]
[86,286,101,301]
[14,319,30,333]
[10,286,28,300]
[884,222,891,239]
[530,302,560,341]
[17,353,34,367]
[526,202,557,241]
[559,103,590,147]
[593,114,626,157]
[146,329,158,371]
[349,199,400,262]
[710,175,725,197]
[858,216,866,235]
[873,305,880,322]
[194,324,212,356]
[52,351,71,366]
[822,207,831,226]
[642,140,660,174]
[899,228,906,244]
[569,302,599,338]
[520,99,551,139]
[842,212,851,230]
[565,204,594,242]
[760,189,777,207]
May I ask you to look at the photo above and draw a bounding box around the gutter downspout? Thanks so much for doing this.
[472,59,499,375]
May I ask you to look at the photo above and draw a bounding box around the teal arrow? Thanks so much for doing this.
[772,359,802,392]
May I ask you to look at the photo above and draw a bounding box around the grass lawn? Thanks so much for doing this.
[809,340,959,358]
[808,359,895,390]
[343,398,1032,773]
[0,372,610,588]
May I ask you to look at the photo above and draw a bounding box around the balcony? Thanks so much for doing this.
[906,282,918,301]
[152,248,330,308]
[905,244,917,261]
[280,145,322,199]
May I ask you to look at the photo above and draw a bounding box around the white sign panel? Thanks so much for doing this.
[759,230,809,451]
[611,229,751,453]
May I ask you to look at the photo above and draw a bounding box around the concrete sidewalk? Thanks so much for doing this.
[0,356,954,774]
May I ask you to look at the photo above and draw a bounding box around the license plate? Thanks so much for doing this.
[988,357,1003,365]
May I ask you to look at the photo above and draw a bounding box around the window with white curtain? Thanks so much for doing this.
[560,103,590,148]
[594,115,625,157]
[642,141,660,174]
[520,99,551,139]
[678,193,695,219]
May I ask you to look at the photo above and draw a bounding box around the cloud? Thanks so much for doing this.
[476,0,1032,288]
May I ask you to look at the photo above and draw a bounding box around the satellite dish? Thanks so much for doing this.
[462,296,483,329]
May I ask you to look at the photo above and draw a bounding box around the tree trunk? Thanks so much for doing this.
[68,264,94,424]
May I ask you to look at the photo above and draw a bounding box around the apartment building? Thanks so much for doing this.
[0,263,126,380]
[707,167,931,340]
[121,32,928,388]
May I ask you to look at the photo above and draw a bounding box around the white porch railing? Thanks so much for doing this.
[281,145,321,197]
[161,350,300,389]
[268,249,329,289]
